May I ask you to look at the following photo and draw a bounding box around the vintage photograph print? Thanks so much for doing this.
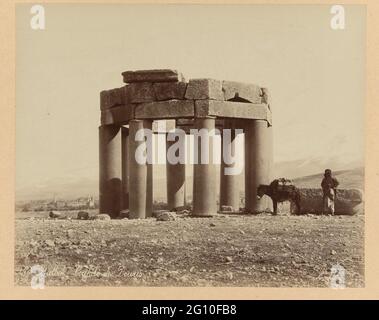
[15,4,365,288]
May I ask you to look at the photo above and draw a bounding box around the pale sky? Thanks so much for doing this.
[16,4,365,189]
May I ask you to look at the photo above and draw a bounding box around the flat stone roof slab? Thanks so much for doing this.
[122,69,185,83]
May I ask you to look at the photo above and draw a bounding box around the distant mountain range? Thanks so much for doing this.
[16,159,364,202]
[293,167,364,190]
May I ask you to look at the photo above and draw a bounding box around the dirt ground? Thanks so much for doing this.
[15,211,364,287]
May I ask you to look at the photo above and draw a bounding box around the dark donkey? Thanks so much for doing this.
[257,178,301,215]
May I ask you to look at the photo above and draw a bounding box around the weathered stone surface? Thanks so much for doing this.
[222,81,262,103]
[101,105,134,125]
[192,118,217,216]
[152,120,176,133]
[125,82,156,103]
[179,119,222,127]
[176,119,195,127]
[261,87,270,104]
[185,79,223,100]
[122,69,184,83]
[153,82,187,101]
[134,100,195,119]
[128,120,153,219]
[100,87,126,110]
[195,100,271,124]
[99,125,122,217]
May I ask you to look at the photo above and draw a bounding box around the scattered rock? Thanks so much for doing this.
[66,229,75,239]
[331,250,337,255]
[94,214,111,221]
[119,210,129,219]
[220,205,234,213]
[77,211,89,220]
[29,240,38,247]
[55,238,69,247]
[44,239,55,247]
[49,211,66,219]
[79,239,92,246]
[152,210,167,218]
[177,209,190,215]
[156,211,176,221]
[180,275,190,282]
[209,223,216,227]
[225,256,233,263]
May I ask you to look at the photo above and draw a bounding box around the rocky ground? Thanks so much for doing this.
[15,210,364,287]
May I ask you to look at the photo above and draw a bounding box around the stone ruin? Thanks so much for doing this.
[99,69,273,219]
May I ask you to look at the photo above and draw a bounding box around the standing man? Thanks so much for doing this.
[321,169,339,215]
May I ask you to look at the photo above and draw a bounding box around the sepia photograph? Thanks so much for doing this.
[14,4,365,289]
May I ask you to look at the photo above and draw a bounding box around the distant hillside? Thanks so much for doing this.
[293,167,364,190]
[16,162,364,202]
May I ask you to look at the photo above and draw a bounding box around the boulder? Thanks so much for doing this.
[48,211,66,219]
[93,214,111,221]
[119,210,130,219]
[176,209,191,215]
[293,188,363,215]
[77,211,89,220]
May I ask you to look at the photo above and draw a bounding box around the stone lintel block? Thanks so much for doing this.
[101,104,134,125]
[177,118,224,129]
[176,118,195,127]
[176,118,223,134]
[134,100,195,120]
[125,82,156,103]
[195,100,272,125]
[153,82,187,101]
[122,69,185,83]
[184,79,224,100]
[222,81,262,103]
[152,120,176,134]
[100,86,126,110]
